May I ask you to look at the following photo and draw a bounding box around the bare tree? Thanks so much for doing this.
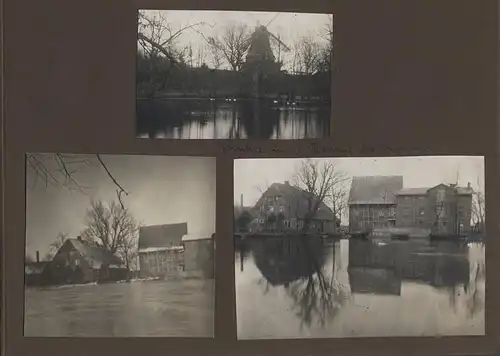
[209,42,224,69]
[328,180,349,232]
[27,153,130,209]
[472,178,485,232]
[291,159,348,233]
[195,44,208,67]
[208,22,251,72]
[291,36,323,75]
[137,10,212,97]
[80,200,139,271]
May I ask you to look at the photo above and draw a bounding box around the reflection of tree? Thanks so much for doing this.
[285,260,345,329]
[251,236,346,329]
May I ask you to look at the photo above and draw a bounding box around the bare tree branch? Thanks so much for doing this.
[208,22,251,72]
[80,199,139,271]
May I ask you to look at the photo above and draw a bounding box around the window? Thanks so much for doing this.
[75,259,80,266]
[419,208,425,216]
[279,205,285,213]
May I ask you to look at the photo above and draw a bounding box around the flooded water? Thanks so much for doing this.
[136,98,330,139]
[24,279,214,337]
[235,236,485,339]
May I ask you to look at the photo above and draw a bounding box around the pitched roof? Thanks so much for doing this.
[68,238,123,268]
[348,176,403,205]
[396,185,474,196]
[259,182,334,221]
[138,223,188,250]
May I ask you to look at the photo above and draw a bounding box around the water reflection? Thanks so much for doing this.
[136,98,330,139]
[235,236,485,339]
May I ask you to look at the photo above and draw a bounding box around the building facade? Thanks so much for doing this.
[181,234,215,279]
[348,176,403,233]
[43,236,127,285]
[395,183,474,235]
[138,223,188,279]
[250,181,337,234]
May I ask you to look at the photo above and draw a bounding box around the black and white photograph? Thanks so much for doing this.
[24,154,216,337]
[234,156,485,339]
[136,10,333,139]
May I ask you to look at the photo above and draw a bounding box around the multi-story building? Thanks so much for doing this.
[348,176,404,233]
[395,183,473,235]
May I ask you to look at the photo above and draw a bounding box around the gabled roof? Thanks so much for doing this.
[257,182,335,221]
[138,223,188,250]
[68,238,124,269]
[348,176,403,205]
[396,184,474,196]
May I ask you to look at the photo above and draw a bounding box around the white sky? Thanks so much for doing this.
[234,156,485,223]
[139,10,332,71]
[25,155,216,259]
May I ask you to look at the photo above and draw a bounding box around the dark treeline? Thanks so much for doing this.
[136,11,333,100]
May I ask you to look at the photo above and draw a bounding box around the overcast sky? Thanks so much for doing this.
[25,155,216,259]
[234,156,485,223]
[138,10,332,71]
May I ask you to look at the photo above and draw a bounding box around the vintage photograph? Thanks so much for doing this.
[234,156,485,339]
[136,10,333,139]
[24,154,216,337]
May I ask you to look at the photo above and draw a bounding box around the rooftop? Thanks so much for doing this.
[348,176,404,205]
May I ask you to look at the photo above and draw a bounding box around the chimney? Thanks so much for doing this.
[284,180,290,185]
[77,236,82,241]
[467,182,471,189]
[36,250,40,263]
[240,194,243,207]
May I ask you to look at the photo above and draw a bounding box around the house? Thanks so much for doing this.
[234,205,257,233]
[137,222,187,279]
[25,251,50,287]
[181,233,215,279]
[43,236,128,285]
[395,183,474,235]
[348,176,403,233]
[251,181,338,234]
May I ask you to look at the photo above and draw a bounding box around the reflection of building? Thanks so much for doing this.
[348,239,470,293]
[138,223,187,278]
[249,236,325,286]
[43,236,128,285]
[348,267,402,296]
[251,181,337,234]
[396,183,473,236]
[348,176,403,233]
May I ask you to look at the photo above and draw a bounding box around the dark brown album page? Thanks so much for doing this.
[3,0,500,356]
